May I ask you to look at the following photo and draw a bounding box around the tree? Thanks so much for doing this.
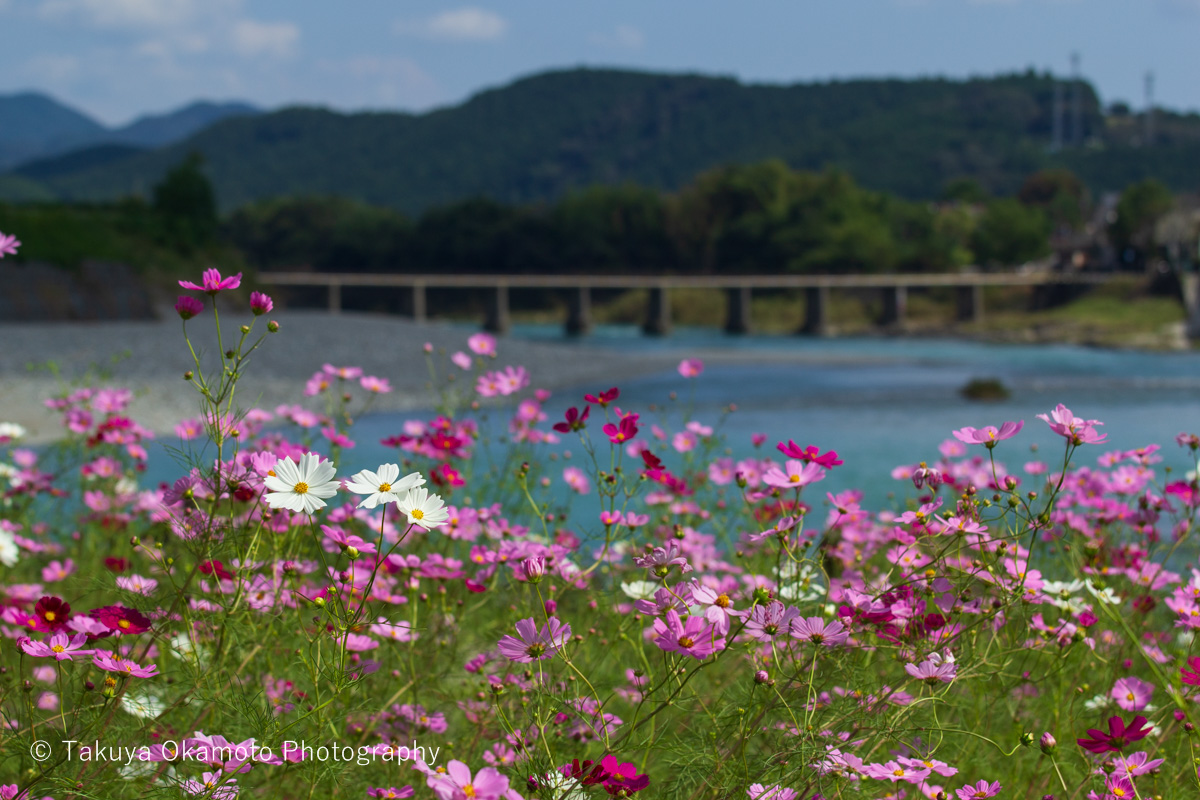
[153,153,218,248]
[970,198,1051,267]
[1109,179,1174,265]
[1017,169,1088,231]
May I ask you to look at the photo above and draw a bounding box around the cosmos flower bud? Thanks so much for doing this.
[522,556,546,584]
[754,670,774,686]
[544,599,557,617]
[267,320,279,333]
[175,296,203,320]
[1038,732,1056,754]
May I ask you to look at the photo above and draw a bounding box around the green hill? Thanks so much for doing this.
[7,68,1200,214]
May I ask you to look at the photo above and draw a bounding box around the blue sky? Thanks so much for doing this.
[1,0,1197,126]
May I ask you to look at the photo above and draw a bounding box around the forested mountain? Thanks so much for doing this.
[5,68,1199,213]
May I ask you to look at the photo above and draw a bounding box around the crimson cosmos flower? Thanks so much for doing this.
[1076,714,1153,753]
[553,406,589,434]
[584,387,619,406]
[179,268,242,295]
[602,414,639,444]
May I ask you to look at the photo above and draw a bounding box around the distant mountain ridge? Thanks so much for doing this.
[4,68,1199,213]
[0,93,260,170]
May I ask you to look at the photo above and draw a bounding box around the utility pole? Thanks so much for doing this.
[1071,52,1083,146]
[1144,71,1155,146]
[1051,79,1064,151]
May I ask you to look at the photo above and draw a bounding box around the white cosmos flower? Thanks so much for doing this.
[344,463,424,509]
[1084,580,1121,605]
[0,422,26,442]
[263,453,339,514]
[121,691,165,719]
[395,486,449,530]
[620,580,658,600]
[0,528,18,567]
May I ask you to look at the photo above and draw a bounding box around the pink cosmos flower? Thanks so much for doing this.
[861,760,931,783]
[496,617,571,662]
[952,420,1023,448]
[790,616,849,647]
[762,459,826,489]
[360,376,391,393]
[1181,656,1200,686]
[427,760,509,800]
[905,656,957,684]
[633,542,691,576]
[678,358,704,378]
[689,582,739,635]
[179,268,242,295]
[468,332,497,356]
[956,780,1001,799]
[747,786,798,800]
[562,466,590,494]
[597,755,650,794]
[92,652,159,678]
[653,609,724,659]
[182,772,237,799]
[1112,751,1164,778]
[19,632,92,661]
[367,788,414,799]
[1037,403,1107,445]
[1111,676,1154,712]
[744,600,800,642]
[175,296,204,320]
[249,291,273,315]
[0,231,20,258]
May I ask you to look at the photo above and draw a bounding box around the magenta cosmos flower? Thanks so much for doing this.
[1111,676,1154,712]
[249,291,273,315]
[633,542,692,576]
[678,358,704,378]
[653,609,725,659]
[1038,403,1107,445]
[776,441,843,467]
[428,760,509,800]
[496,617,570,662]
[602,414,639,444]
[952,420,1023,448]
[597,754,650,794]
[1182,656,1200,686]
[1077,715,1153,753]
[956,780,1001,799]
[92,651,159,678]
[179,268,242,295]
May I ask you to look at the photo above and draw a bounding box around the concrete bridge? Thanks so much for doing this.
[255,270,1200,338]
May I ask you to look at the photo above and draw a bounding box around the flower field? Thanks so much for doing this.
[2,265,1200,800]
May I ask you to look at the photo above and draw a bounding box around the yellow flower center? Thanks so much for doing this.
[293,482,309,494]
[51,644,65,653]
[715,594,730,608]
[118,619,131,629]
[1126,692,1135,701]
[267,469,276,477]
[789,474,801,483]
[411,508,424,520]
[463,785,476,798]
[44,611,56,621]
[678,636,695,648]
[379,482,391,492]
[893,768,905,777]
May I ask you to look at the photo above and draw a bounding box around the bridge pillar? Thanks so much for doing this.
[1183,273,1200,340]
[328,281,342,314]
[401,282,427,322]
[802,286,830,336]
[643,286,672,336]
[724,287,752,334]
[956,285,983,324]
[484,284,511,334]
[880,286,907,328]
[565,286,592,337]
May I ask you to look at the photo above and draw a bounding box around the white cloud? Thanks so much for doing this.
[395,7,507,41]
[231,19,299,57]
[38,0,203,29]
[22,53,79,83]
[590,24,645,49]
